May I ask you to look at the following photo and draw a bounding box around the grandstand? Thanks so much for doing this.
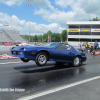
[0,29,27,45]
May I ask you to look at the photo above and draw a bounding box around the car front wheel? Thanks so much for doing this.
[72,56,81,67]
[20,58,30,62]
[35,52,47,66]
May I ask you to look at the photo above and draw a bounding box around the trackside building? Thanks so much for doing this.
[67,21,100,45]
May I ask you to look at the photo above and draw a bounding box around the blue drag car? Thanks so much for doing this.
[10,42,87,66]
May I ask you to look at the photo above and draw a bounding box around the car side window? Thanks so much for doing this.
[56,44,71,50]
[66,45,71,50]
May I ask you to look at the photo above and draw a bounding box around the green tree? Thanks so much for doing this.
[21,34,28,41]
[32,35,38,42]
[43,33,48,42]
[61,30,67,42]
[51,33,56,42]
[47,30,52,42]
[37,35,43,42]
[89,17,100,21]
[35,35,38,42]
[51,33,61,42]
[30,35,34,42]
[23,34,29,41]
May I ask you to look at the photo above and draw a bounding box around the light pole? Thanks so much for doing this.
[66,31,68,43]
[26,0,34,43]
[67,26,68,44]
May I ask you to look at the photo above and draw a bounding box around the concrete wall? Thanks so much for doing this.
[0,46,14,51]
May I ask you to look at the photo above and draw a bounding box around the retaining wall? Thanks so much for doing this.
[0,46,14,51]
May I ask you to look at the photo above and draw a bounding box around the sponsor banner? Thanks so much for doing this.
[95,51,100,55]
[91,29,100,32]
[4,42,12,46]
[80,29,91,32]
[68,29,79,32]
[2,24,13,27]
[0,54,18,59]
[3,24,10,26]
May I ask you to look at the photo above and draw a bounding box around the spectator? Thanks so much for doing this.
[79,42,82,50]
[85,42,90,53]
[85,42,90,49]
[94,40,99,50]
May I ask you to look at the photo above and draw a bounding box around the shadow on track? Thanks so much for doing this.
[11,63,86,94]
[14,62,86,73]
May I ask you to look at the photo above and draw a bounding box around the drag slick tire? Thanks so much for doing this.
[72,56,81,67]
[20,58,30,62]
[35,52,47,66]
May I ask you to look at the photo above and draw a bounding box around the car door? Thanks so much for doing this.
[54,43,71,62]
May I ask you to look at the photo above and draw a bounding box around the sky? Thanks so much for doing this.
[0,0,99,36]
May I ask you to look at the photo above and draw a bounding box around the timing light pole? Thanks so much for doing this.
[26,0,34,43]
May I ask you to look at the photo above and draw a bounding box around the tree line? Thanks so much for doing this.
[21,30,68,43]
[89,17,100,21]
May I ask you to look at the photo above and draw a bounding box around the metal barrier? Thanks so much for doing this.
[91,48,100,55]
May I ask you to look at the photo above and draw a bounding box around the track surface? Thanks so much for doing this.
[0,53,100,100]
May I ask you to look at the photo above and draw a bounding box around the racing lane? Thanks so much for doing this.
[0,53,100,100]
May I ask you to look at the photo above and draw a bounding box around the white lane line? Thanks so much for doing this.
[0,61,34,65]
[18,76,100,100]
[0,61,23,65]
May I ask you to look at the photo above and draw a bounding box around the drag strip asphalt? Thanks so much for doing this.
[0,51,10,55]
[0,53,100,100]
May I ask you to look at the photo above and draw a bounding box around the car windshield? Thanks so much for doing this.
[40,42,60,48]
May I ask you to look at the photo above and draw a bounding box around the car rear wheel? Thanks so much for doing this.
[35,52,47,66]
[20,58,30,62]
[72,56,81,67]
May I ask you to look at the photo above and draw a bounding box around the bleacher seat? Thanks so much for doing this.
[0,29,27,43]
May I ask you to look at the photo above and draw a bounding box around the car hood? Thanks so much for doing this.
[11,46,27,51]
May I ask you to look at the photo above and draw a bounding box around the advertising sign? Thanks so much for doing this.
[80,29,91,32]
[4,42,12,46]
[3,24,10,26]
[0,54,18,59]
[95,51,100,55]
[91,29,100,32]
[68,29,79,32]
